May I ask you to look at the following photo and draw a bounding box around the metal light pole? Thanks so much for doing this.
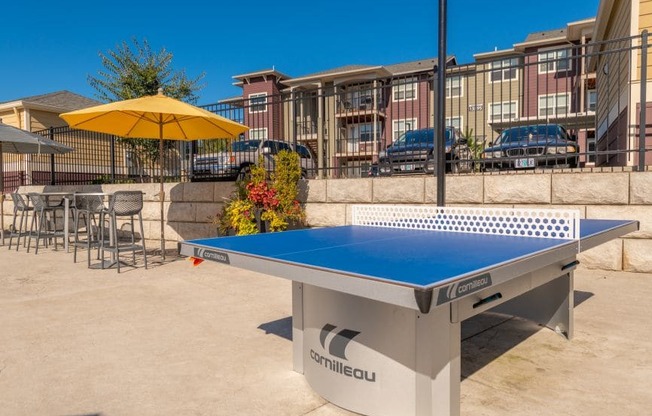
[435,0,447,206]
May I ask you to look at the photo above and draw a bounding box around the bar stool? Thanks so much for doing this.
[100,191,147,272]
[26,193,66,254]
[72,193,106,267]
[8,192,34,250]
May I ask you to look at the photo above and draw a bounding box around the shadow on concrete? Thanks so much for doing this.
[257,316,293,341]
[574,289,594,306]
[255,291,595,380]
[461,290,594,379]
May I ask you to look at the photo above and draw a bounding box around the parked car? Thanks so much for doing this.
[190,139,317,181]
[377,127,473,176]
[481,124,579,171]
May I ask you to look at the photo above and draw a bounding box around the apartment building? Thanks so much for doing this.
[225,59,456,177]
[214,13,652,175]
[590,0,652,167]
[472,18,596,163]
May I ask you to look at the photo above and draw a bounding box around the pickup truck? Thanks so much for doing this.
[190,139,317,181]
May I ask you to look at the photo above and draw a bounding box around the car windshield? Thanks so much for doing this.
[495,125,562,145]
[231,140,261,151]
[392,129,453,147]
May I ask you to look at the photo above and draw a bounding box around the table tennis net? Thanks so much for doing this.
[351,205,580,240]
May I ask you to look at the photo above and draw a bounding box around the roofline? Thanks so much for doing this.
[217,96,245,105]
[0,100,71,113]
[473,48,518,60]
[567,17,596,40]
[593,0,616,43]
[232,69,291,82]
[513,35,568,49]
[567,17,596,28]
[588,0,616,71]
[283,66,389,85]
[389,56,456,76]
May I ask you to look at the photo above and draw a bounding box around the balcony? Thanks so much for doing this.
[336,94,386,119]
[296,120,318,141]
[335,136,383,159]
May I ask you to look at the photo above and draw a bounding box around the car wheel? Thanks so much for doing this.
[236,165,252,182]
[451,159,460,174]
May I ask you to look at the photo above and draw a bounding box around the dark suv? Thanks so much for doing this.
[481,124,578,171]
[377,127,473,176]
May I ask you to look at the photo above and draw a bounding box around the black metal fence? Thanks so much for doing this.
[4,33,650,192]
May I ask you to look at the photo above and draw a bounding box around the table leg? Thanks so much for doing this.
[492,273,575,339]
[299,284,461,416]
[415,306,461,416]
[292,281,304,374]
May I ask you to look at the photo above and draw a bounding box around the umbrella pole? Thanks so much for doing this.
[159,129,166,261]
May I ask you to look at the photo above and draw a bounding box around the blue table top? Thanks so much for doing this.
[183,219,636,288]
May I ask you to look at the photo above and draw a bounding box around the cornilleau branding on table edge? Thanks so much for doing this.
[436,273,492,305]
[194,247,230,264]
[309,323,376,383]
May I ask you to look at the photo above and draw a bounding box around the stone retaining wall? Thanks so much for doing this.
[3,171,651,272]
[303,172,652,273]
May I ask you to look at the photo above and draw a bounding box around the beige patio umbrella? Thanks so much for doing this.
[0,123,74,244]
[60,88,249,258]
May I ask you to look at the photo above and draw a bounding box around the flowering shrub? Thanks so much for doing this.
[213,150,305,235]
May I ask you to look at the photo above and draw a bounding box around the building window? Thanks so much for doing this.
[539,93,569,117]
[446,76,462,98]
[587,89,597,112]
[393,118,417,141]
[538,49,571,74]
[250,128,268,140]
[489,58,518,83]
[393,76,417,101]
[587,129,596,163]
[347,122,382,143]
[249,93,268,113]
[445,116,463,131]
[359,123,373,141]
[489,101,517,122]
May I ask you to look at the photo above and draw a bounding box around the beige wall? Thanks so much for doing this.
[0,109,23,127]
[4,170,652,273]
[639,0,652,82]
[29,109,68,130]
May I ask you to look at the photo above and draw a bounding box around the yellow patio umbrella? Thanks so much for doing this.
[60,88,249,259]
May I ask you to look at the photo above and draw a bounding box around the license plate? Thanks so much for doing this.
[400,164,415,171]
[515,158,535,168]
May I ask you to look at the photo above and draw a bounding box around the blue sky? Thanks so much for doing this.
[1,0,599,106]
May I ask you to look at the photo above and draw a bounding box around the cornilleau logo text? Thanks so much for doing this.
[194,247,230,264]
[309,323,376,382]
[436,273,492,305]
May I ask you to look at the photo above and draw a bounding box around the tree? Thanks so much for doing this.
[88,38,204,103]
[463,127,484,160]
[87,38,205,181]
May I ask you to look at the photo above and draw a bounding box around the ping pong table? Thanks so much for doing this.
[178,205,638,416]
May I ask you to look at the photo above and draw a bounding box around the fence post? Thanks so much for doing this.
[639,30,648,172]
[49,127,55,185]
[110,135,116,183]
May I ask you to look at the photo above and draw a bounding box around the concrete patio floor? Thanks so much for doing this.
[0,245,650,416]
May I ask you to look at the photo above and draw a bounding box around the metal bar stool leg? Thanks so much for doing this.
[139,211,148,269]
